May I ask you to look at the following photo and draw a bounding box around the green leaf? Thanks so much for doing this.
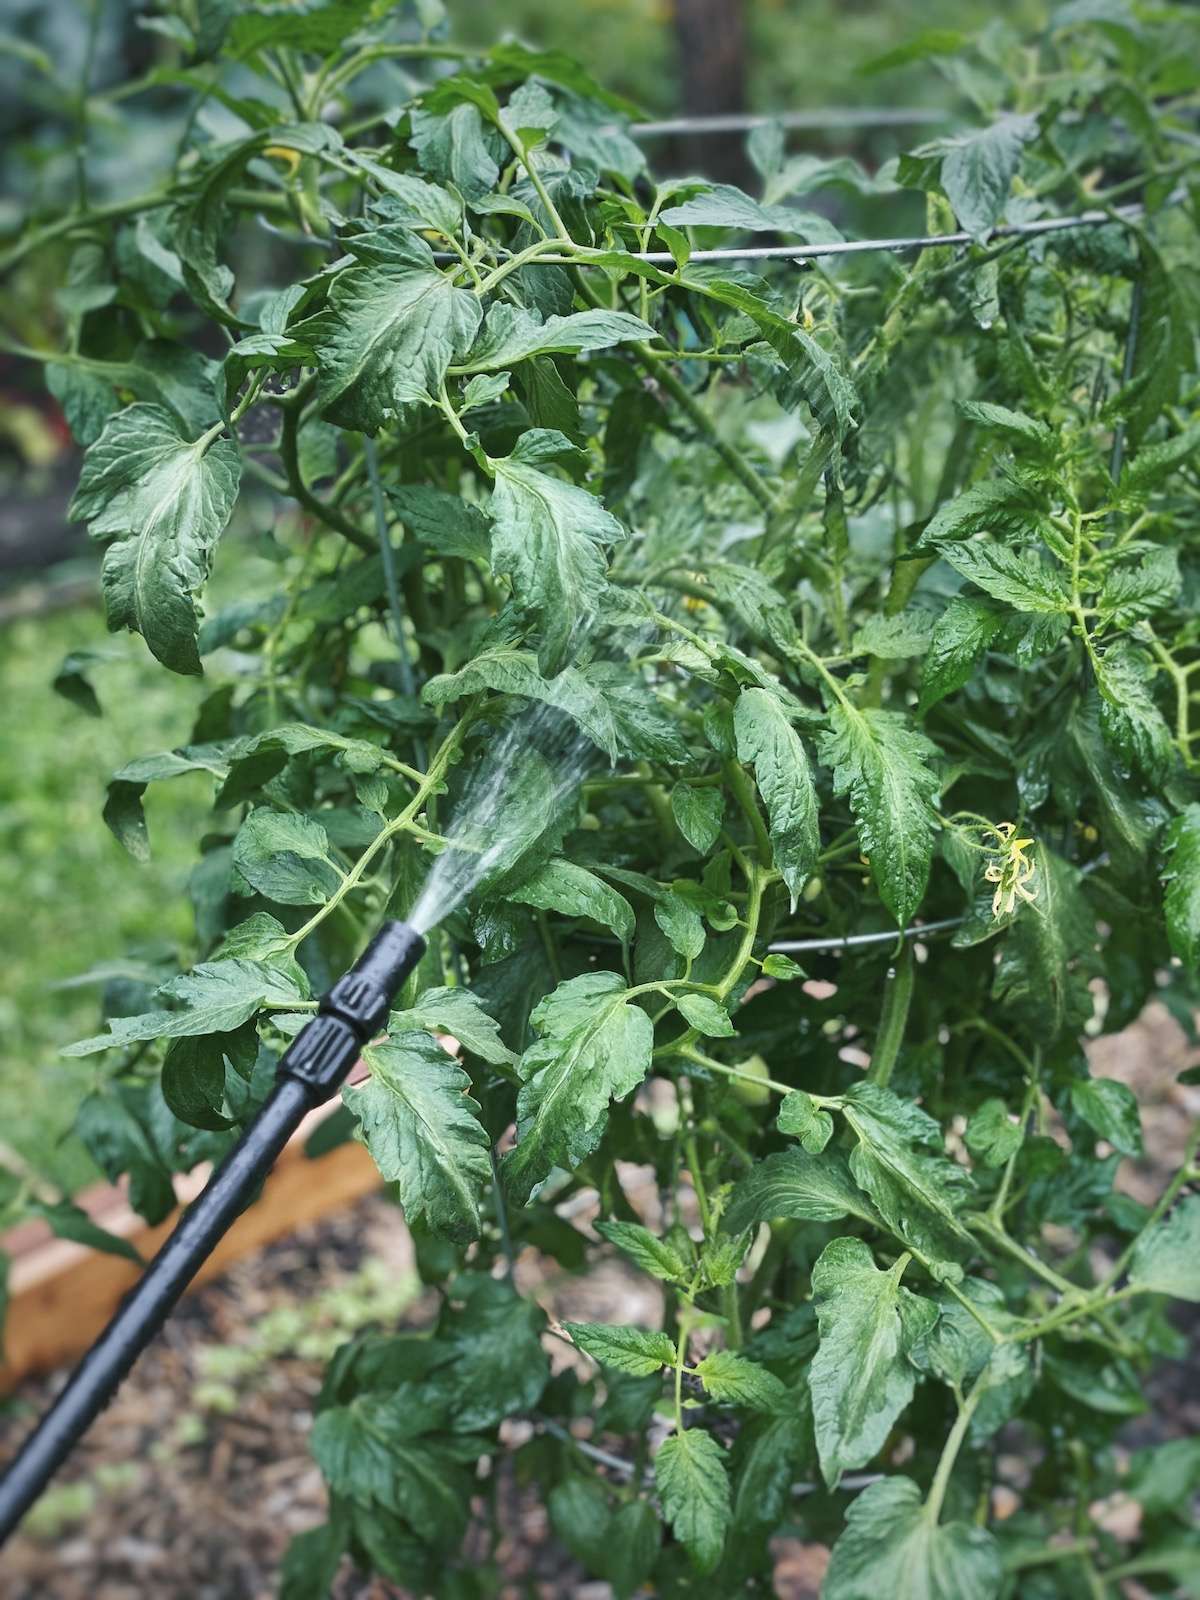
[777,1089,834,1153]
[1096,547,1181,625]
[693,1350,789,1411]
[852,611,932,660]
[1128,1196,1200,1301]
[1124,236,1190,444]
[310,1395,471,1548]
[841,1083,974,1261]
[279,1515,347,1600]
[918,480,1040,547]
[964,1099,1023,1169]
[732,1407,811,1531]
[1125,1437,1200,1515]
[424,1273,549,1430]
[861,29,968,74]
[215,722,399,809]
[563,1320,676,1375]
[410,100,501,200]
[460,304,654,371]
[810,1238,937,1484]
[307,228,482,431]
[956,400,1054,451]
[675,993,735,1037]
[507,858,635,943]
[232,810,343,905]
[69,404,241,675]
[423,647,619,760]
[723,1148,880,1233]
[63,958,303,1055]
[913,1283,1030,1437]
[548,1475,612,1574]
[654,1428,732,1574]
[1121,423,1200,494]
[942,543,1070,613]
[818,706,940,927]
[653,888,706,961]
[502,973,653,1204]
[607,1500,661,1599]
[671,783,725,854]
[342,158,461,236]
[992,846,1096,1040]
[824,1477,1003,1599]
[389,986,515,1065]
[762,952,805,981]
[488,431,628,672]
[660,182,837,238]
[347,1033,491,1241]
[735,688,820,900]
[388,485,491,562]
[919,598,1003,713]
[681,273,859,442]
[27,1199,143,1264]
[161,1027,250,1130]
[172,122,341,318]
[937,113,1038,240]
[1162,804,1200,970]
[1070,1076,1142,1156]
[595,1219,692,1283]
[52,649,105,717]
[229,1,376,58]
[1093,643,1175,781]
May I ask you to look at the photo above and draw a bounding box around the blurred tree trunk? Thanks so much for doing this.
[672,0,748,184]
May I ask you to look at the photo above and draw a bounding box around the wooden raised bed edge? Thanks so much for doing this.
[0,1101,381,1392]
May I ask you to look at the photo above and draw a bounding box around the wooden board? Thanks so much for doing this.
[0,1115,381,1391]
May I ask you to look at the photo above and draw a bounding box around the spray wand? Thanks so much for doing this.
[0,919,427,1546]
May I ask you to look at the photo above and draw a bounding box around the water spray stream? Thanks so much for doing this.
[409,706,598,935]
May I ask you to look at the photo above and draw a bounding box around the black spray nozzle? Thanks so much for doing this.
[0,918,428,1546]
[279,920,426,1104]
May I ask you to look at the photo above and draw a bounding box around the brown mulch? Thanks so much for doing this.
[1,1002,1197,1600]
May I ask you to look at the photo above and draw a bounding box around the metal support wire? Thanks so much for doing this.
[626,108,947,137]
[448,197,1151,270]
[769,915,963,955]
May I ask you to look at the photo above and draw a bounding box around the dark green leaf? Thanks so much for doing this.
[563,1319,676,1375]
[347,1033,491,1241]
[735,688,820,900]
[824,1476,1002,1599]
[818,707,940,927]
[654,1428,731,1574]
[810,1237,937,1484]
[69,404,241,675]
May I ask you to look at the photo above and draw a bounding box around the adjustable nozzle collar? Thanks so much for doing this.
[278,920,426,1102]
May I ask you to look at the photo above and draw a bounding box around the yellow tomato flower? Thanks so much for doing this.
[984,822,1038,919]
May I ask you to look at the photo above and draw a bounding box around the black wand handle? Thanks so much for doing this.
[0,920,425,1546]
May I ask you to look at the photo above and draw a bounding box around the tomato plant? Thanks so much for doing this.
[4,3,1200,1594]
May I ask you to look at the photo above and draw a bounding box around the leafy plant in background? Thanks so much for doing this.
[3,2,1200,1594]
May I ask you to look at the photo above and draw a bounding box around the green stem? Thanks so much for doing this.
[280,403,373,553]
[925,1370,987,1526]
[725,761,773,864]
[866,943,913,1087]
[284,715,473,951]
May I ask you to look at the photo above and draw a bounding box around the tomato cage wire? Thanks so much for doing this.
[622,107,948,136]
[428,197,1167,269]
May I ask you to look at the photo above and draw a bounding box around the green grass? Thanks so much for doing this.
[0,594,210,1190]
